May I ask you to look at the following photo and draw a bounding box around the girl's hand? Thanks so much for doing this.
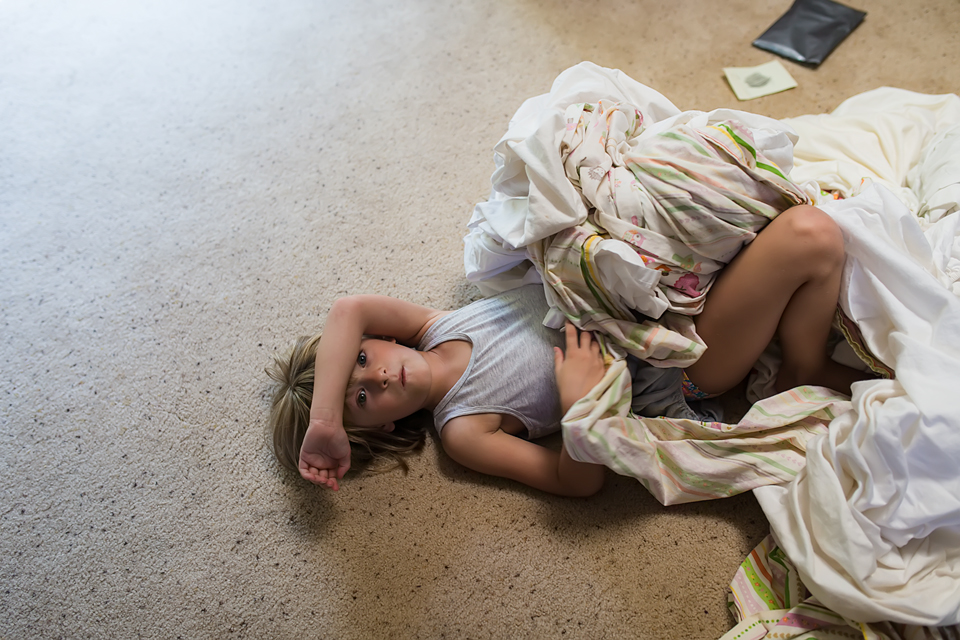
[299,417,351,491]
[553,322,606,415]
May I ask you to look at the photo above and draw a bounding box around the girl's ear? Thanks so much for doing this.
[381,422,396,433]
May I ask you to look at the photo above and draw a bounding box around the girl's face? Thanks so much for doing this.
[342,337,433,430]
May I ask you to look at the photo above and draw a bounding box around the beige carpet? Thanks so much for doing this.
[2,0,958,637]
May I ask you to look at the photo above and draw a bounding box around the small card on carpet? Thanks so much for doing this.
[723,60,797,101]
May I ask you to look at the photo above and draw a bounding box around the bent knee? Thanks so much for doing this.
[777,205,845,269]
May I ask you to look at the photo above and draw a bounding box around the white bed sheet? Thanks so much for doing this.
[754,90,960,626]
[466,65,960,626]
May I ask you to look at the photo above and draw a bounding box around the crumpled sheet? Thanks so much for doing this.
[463,61,806,296]
[467,63,960,627]
[783,87,960,220]
[721,534,960,640]
[466,61,810,366]
[751,90,960,627]
[561,357,850,505]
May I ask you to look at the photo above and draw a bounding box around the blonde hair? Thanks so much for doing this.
[266,335,428,476]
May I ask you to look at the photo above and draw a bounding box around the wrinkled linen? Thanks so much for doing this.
[466,61,809,366]
[721,534,960,640]
[561,356,850,505]
[784,87,960,300]
[753,187,960,626]
[750,91,960,627]
[467,63,960,627]
[528,114,810,367]
[783,88,960,217]
[464,61,681,292]
[909,123,960,226]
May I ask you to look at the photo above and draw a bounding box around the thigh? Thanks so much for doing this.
[683,206,837,394]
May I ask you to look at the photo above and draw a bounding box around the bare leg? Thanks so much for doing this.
[684,205,871,396]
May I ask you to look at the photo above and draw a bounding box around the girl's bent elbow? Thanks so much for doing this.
[584,474,606,497]
[329,296,359,316]
[565,470,605,498]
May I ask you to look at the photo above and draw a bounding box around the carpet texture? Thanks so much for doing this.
[2,0,958,638]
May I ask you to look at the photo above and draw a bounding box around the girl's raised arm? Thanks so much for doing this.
[301,295,445,490]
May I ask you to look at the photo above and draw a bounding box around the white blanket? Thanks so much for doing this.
[754,90,960,627]
[466,64,960,626]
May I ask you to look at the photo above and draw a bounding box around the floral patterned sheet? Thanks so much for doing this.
[465,62,812,367]
[466,63,960,630]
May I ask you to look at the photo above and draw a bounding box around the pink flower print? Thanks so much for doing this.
[631,216,639,227]
[674,273,700,297]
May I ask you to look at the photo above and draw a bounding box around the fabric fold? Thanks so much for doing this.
[560,356,849,506]
[467,63,960,627]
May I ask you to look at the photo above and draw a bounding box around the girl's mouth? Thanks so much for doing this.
[401,367,406,388]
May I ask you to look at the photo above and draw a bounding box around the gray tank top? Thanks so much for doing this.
[417,285,564,440]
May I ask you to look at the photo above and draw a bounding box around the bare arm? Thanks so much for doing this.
[441,415,605,497]
[438,323,608,498]
[301,295,445,490]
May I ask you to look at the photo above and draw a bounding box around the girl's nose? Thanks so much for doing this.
[379,368,388,387]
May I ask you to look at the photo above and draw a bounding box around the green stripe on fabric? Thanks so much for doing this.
[659,131,712,157]
[583,428,641,478]
[750,392,836,420]
[717,123,756,159]
[701,441,799,476]
[655,447,735,497]
[768,546,793,608]
[791,601,847,624]
[756,162,787,181]
[750,403,810,420]
[718,124,788,181]
[742,561,780,610]
[628,160,691,185]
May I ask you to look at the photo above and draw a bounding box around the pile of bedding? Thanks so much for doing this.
[748,89,960,632]
[465,62,960,633]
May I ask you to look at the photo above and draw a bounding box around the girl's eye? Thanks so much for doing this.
[357,351,366,366]
[357,389,366,407]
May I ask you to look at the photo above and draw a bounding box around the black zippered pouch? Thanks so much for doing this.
[753,0,866,67]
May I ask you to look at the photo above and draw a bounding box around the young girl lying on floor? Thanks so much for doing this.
[267,205,870,497]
